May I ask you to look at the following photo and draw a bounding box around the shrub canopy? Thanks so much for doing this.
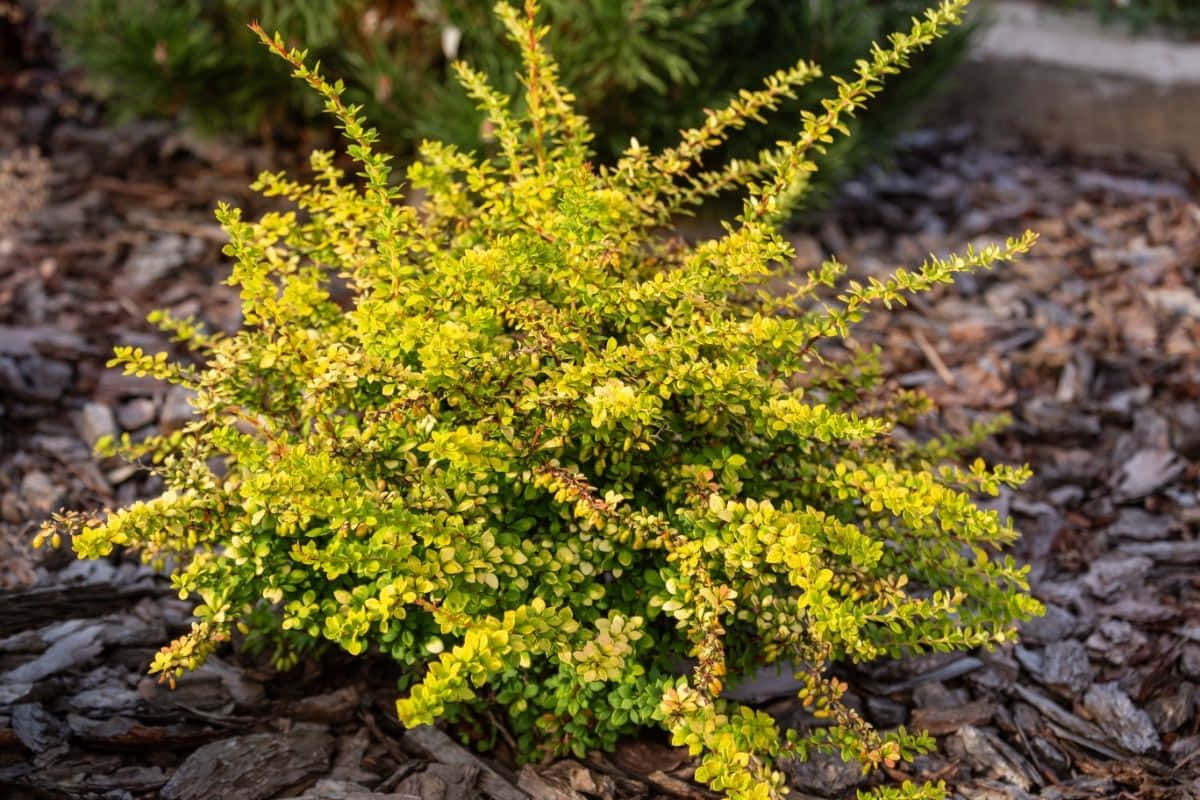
[44,2,1041,798]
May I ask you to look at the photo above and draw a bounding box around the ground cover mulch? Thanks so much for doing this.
[3,39,1200,800]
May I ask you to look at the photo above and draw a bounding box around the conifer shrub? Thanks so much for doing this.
[50,0,969,190]
[41,2,1042,797]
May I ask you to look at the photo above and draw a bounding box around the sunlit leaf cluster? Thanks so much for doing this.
[42,3,1041,797]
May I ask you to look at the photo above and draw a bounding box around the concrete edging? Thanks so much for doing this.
[933,1,1200,169]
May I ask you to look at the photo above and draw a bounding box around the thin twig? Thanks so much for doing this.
[912,327,956,386]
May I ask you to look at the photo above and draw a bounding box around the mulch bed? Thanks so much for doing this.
[3,24,1200,800]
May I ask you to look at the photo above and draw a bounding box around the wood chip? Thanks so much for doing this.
[911,699,997,735]
[402,725,527,800]
[159,728,334,800]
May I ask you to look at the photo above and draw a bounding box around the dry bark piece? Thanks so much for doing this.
[159,385,198,434]
[542,759,616,799]
[0,682,33,706]
[32,433,91,463]
[781,750,864,795]
[575,754,649,799]
[1144,286,1200,319]
[1028,735,1071,773]
[1098,597,1176,623]
[10,702,68,754]
[1145,683,1196,735]
[518,765,587,800]
[138,671,240,715]
[392,763,483,800]
[1073,171,1188,200]
[119,234,207,292]
[1100,385,1152,418]
[968,650,1020,693]
[67,686,142,715]
[0,354,73,402]
[159,727,334,800]
[115,397,156,430]
[956,781,1034,800]
[18,470,61,514]
[912,680,968,710]
[327,728,381,786]
[290,685,362,724]
[1018,640,1093,697]
[724,662,806,702]
[1181,644,1200,680]
[1179,625,1200,643]
[1020,397,1101,440]
[107,614,168,650]
[1170,402,1200,458]
[95,368,163,400]
[910,699,996,735]
[401,725,527,800]
[1043,777,1122,799]
[1017,603,1076,645]
[865,695,908,727]
[1009,685,1107,745]
[67,714,225,749]
[290,777,399,800]
[611,739,689,776]
[1081,553,1153,600]
[0,622,106,683]
[1085,618,1148,665]
[1169,734,1200,765]
[1110,448,1185,502]
[944,726,1039,791]
[867,655,984,694]
[185,655,265,708]
[1118,540,1200,563]
[644,770,718,800]
[0,326,100,359]
[0,582,160,638]
[1081,682,1161,755]
[83,764,169,792]
[76,401,118,450]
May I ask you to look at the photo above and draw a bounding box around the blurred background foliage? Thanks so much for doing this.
[49,0,972,199]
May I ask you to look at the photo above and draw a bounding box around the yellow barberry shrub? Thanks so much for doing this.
[41,2,1042,798]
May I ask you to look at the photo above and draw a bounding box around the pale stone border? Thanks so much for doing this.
[931,1,1200,169]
